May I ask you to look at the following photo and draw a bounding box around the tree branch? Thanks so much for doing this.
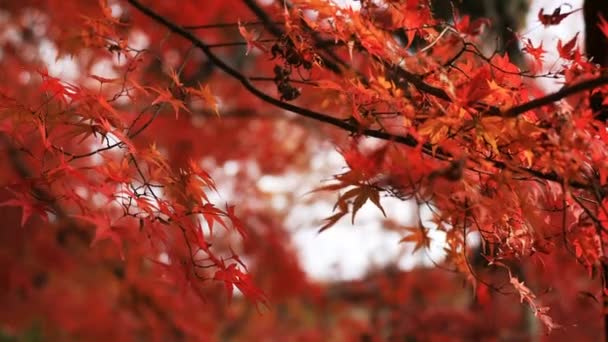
[126,0,594,190]
[501,76,608,117]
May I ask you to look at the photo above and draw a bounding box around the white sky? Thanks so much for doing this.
[268,147,447,281]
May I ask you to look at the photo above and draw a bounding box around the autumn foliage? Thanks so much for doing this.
[2,0,608,340]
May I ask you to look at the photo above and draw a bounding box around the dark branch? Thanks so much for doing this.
[502,76,608,118]
[182,21,273,30]
[127,0,420,144]
[126,0,596,190]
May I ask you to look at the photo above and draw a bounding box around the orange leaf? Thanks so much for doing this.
[237,20,266,55]
[192,83,219,116]
[399,221,431,253]
[151,87,190,119]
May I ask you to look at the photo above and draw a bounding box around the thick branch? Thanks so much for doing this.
[127,0,595,190]
[501,76,608,117]
[253,0,454,102]
[241,0,608,121]
[127,0,419,143]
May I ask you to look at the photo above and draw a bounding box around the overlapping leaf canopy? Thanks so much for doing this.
[1,0,608,339]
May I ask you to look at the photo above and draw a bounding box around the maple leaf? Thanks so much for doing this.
[167,68,184,87]
[418,119,449,146]
[453,11,490,36]
[348,186,386,224]
[38,70,81,104]
[571,225,602,272]
[0,192,49,227]
[100,157,132,183]
[399,221,431,253]
[556,33,580,60]
[38,69,64,93]
[318,210,347,233]
[150,87,190,119]
[7,0,608,337]
[367,187,386,217]
[73,214,123,252]
[97,117,136,153]
[228,246,247,271]
[339,143,386,181]
[139,142,170,170]
[226,205,247,238]
[96,95,125,128]
[128,78,151,97]
[350,188,368,224]
[134,195,156,215]
[316,184,386,230]
[197,203,228,236]
[310,182,350,193]
[189,83,220,116]
[194,220,210,250]
[522,38,546,69]
[538,7,580,27]
[237,20,266,55]
[214,264,266,305]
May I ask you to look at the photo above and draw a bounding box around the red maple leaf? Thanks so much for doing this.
[0,191,49,227]
[214,263,266,305]
[522,38,546,69]
[538,7,580,27]
[556,32,580,60]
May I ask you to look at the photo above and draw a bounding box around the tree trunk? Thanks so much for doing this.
[584,2,608,340]
[585,0,608,121]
